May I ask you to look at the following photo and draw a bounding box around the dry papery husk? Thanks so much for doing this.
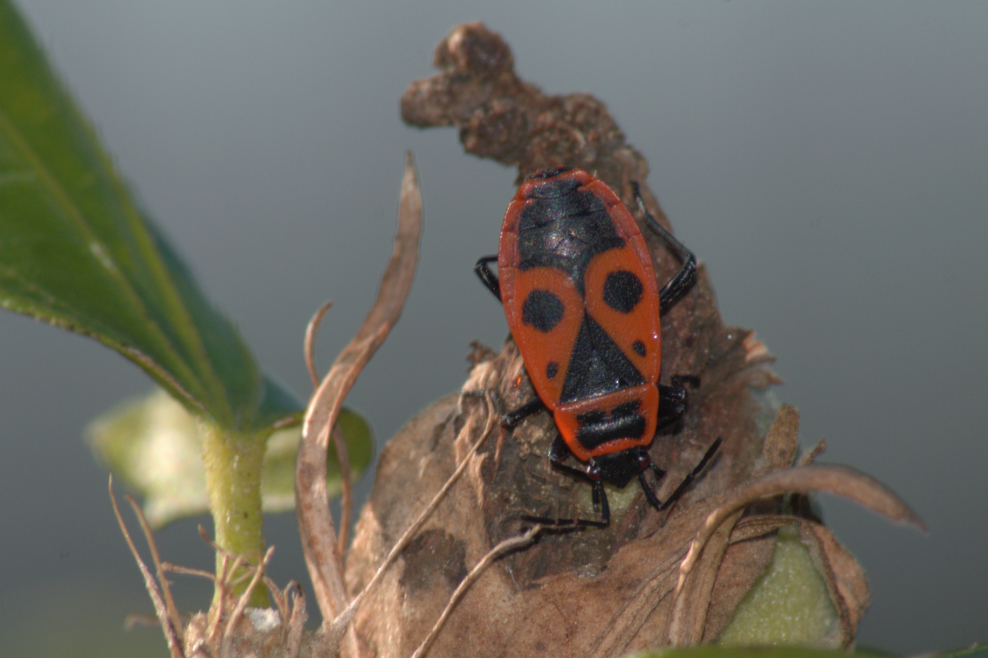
[344,22,923,658]
[348,344,920,658]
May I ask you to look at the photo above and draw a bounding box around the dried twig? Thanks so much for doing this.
[109,477,185,658]
[161,564,216,580]
[285,582,307,658]
[296,152,423,645]
[799,439,828,467]
[124,492,183,633]
[411,524,543,658]
[220,546,276,657]
[265,576,289,622]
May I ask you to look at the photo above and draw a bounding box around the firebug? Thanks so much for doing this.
[475,167,721,527]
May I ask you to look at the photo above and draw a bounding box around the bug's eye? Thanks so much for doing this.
[602,270,643,313]
[522,289,565,332]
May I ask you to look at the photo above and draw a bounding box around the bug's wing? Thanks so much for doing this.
[583,244,661,385]
[502,265,584,407]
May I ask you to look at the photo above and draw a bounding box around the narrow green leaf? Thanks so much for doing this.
[86,389,373,528]
[936,645,988,658]
[632,649,890,658]
[0,1,299,432]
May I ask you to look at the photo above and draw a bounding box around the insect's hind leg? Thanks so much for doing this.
[502,397,546,428]
[650,436,723,511]
[656,374,700,432]
[520,436,609,529]
[630,182,698,315]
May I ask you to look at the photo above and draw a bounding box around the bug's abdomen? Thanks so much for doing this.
[553,385,660,461]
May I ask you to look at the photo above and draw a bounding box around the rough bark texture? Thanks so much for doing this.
[345,22,871,658]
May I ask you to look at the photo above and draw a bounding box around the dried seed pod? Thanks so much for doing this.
[346,22,922,658]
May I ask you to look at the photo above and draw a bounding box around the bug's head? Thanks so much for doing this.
[591,448,647,488]
[527,166,573,182]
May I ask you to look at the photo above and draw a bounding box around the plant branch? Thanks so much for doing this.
[199,420,269,607]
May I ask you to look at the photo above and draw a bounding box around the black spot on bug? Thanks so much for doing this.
[561,315,644,403]
[546,362,559,380]
[575,401,647,450]
[603,270,643,313]
[522,290,564,332]
[575,410,606,426]
[612,400,642,416]
[632,340,646,357]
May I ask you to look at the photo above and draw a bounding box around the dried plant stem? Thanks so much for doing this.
[109,477,185,658]
[125,484,183,633]
[678,464,927,590]
[296,153,423,648]
[332,424,354,556]
[284,583,307,658]
[162,564,216,580]
[669,464,928,644]
[220,546,276,657]
[304,300,334,388]
[305,302,355,557]
[411,524,543,658]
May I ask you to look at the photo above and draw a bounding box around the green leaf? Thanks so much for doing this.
[630,648,890,658]
[86,388,374,528]
[0,1,299,433]
[936,645,988,658]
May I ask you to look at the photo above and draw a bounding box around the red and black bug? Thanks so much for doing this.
[475,168,721,528]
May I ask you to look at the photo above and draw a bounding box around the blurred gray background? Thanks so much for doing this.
[1,2,985,655]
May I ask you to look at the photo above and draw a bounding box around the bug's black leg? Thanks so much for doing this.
[595,480,611,526]
[657,384,688,425]
[502,397,546,428]
[520,436,609,529]
[656,374,701,432]
[646,437,723,511]
[638,471,662,509]
[547,435,593,482]
[630,182,698,315]
[474,255,501,301]
[635,449,667,510]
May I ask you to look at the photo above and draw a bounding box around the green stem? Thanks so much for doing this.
[199,420,270,608]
